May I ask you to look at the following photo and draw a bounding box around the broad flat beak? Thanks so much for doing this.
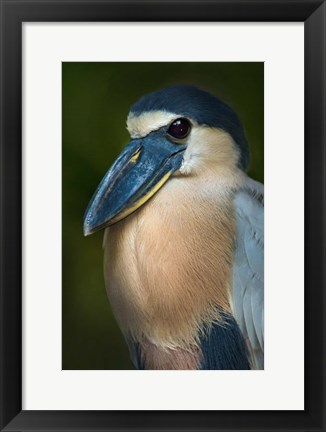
[83,131,186,235]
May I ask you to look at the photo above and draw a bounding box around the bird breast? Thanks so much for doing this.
[103,174,238,351]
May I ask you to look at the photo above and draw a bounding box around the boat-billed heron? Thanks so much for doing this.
[84,85,264,370]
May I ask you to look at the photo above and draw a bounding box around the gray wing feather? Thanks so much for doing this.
[232,177,264,369]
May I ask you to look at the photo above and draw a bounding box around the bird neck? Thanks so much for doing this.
[103,170,244,355]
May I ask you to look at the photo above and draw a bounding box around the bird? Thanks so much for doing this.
[83,84,264,370]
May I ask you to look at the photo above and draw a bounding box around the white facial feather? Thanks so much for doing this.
[127,110,177,138]
[179,126,241,177]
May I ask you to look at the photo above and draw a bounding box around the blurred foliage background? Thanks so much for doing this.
[62,62,264,369]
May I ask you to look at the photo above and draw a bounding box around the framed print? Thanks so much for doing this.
[62,61,264,372]
[0,1,325,431]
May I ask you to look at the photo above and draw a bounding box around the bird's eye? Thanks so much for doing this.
[167,118,191,140]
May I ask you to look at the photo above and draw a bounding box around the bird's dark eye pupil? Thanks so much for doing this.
[168,118,191,139]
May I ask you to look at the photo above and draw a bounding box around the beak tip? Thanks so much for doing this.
[83,213,94,236]
[83,212,105,236]
[83,225,91,237]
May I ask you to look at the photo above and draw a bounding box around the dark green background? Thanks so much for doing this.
[62,62,264,370]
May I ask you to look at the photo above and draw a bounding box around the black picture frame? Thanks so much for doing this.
[1,1,325,431]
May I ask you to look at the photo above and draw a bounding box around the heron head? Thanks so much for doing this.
[83,85,249,235]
